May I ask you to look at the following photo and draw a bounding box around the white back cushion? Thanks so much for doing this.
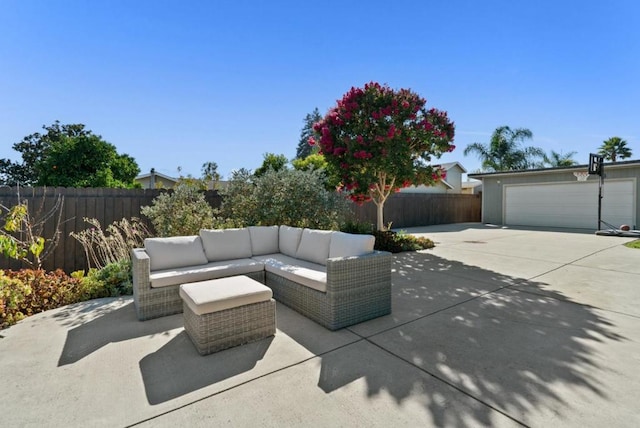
[199,228,253,262]
[279,226,303,257]
[144,236,208,271]
[295,229,333,265]
[329,232,375,259]
[248,226,279,255]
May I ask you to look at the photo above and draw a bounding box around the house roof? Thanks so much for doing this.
[437,161,467,173]
[468,159,640,179]
[135,171,179,182]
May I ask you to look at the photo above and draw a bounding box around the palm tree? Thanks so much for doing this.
[463,126,544,171]
[543,150,577,167]
[598,137,632,162]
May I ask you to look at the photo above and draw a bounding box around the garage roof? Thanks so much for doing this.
[468,159,640,179]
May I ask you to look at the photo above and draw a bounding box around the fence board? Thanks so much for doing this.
[351,193,481,229]
[1,187,476,273]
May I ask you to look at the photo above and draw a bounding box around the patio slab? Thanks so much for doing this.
[369,288,640,428]
[1,224,638,427]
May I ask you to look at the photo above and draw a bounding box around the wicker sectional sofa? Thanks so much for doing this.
[131,226,392,330]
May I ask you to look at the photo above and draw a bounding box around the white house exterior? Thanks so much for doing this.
[400,162,467,194]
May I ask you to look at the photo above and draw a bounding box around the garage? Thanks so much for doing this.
[504,180,635,229]
[468,161,640,230]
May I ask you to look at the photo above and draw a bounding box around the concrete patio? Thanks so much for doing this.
[2,223,639,427]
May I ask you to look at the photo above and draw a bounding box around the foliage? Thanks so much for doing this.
[254,153,289,177]
[0,262,134,329]
[296,107,323,159]
[464,126,544,171]
[70,217,151,269]
[0,121,89,186]
[598,137,632,162]
[624,239,640,249]
[217,168,350,230]
[0,191,64,269]
[141,182,214,236]
[543,150,577,167]
[373,230,435,253]
[37,134,140,188]
[201,161,222,189]
[0,121,140,188]
[340,221,434,252]
[291,153,341,190]
[315,82,455,230]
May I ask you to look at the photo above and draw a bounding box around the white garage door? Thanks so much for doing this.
[505,180,635,229]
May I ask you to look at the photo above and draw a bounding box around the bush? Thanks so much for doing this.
[1,261,134,329]
[71,217,151,269]
[217,168,350,230]
[340,221,434,253]
[373,230,435,253]
[141,182,214,236]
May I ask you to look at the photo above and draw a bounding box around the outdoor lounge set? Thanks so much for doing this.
[131,226,392,355]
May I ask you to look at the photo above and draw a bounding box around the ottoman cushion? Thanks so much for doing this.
[179,276,273,316]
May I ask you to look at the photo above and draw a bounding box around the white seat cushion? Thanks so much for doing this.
[150,258,264,288]
[200,228,252,262]
[249,226,279,255]
[180,276,272,315]
[144,236,208,271]
[329,232,375,259]
[295,229,333,265]
[278,226,303,258]
[253,254,327,292]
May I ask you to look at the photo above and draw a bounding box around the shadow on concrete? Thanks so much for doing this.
[57,299,181,366]
[139,332,272,405]
[312,251,626,427]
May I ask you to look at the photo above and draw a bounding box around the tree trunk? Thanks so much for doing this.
[376,201,385,231]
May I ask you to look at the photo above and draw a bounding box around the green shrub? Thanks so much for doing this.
[1,261,134,329]
[141,183,214,236]
[373,230,435,253]
[217,168,350,230]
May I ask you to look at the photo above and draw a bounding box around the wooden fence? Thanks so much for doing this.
[0,187,479,273]
[351,193,481,229]
[0,187,222,273]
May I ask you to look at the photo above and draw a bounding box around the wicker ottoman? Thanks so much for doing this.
[179,276,276,355]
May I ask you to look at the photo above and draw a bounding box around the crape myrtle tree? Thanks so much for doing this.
[313,82,455,231]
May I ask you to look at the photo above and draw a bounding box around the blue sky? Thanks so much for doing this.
[1,0,638,180]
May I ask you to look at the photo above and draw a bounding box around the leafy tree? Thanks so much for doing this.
[296,107,323,159]
[140,183,214,236]
[292,153,341,190]
[0,121,139,188]
[1,121,90,185]
[314,82,455,231]
[598,137,632,162]
[463,126,544,172]
[37,134,140,188]
[543,150,577,167]
[201,161,221,189]
[254,153,289,177]
[216,168,349,230]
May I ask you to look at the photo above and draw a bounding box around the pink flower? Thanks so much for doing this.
[401,100,410,109]
[387,124,396,138]
[354,150,373,159]
[333,147,347,156]
[356,135,364,144]
[308,136,316,146]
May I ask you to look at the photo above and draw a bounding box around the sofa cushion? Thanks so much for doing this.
[200,228,252,262]
[329,232,375,259]
[248,226,279,255]
[278,226,303,258]
[295,228,333,265]
[253,254,327,292]
[144,236,208,271]
[149,258,264,288]
[180,276,272,315]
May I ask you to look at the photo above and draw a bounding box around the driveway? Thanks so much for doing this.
[2,223,639,427]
